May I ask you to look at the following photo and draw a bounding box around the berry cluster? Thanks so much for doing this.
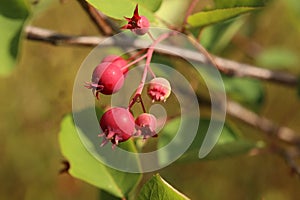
[85,5,172,149]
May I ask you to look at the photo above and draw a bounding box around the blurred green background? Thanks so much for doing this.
[1,0,300,199]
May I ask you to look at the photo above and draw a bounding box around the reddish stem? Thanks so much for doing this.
[128,31,177,109]
[121,53,148,72]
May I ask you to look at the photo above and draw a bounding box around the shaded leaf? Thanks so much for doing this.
[255,47,299,69]
[158,118,263,163]
[86,0,162,22]
[223,76,264,109]
[200,17,245,53]
[59,114,141,198]
[137,174,190,200]
[187,7,260,27]
[0,0,30,76]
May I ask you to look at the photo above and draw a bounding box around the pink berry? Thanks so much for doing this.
[147,77,171,102]
[132,16,149,35]
[85,62,124,99]
[121,4,150,35]
[99,107,135,148]
[102,55,129,74]
[135,113,157,139]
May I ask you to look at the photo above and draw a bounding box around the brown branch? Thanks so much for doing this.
[25,25,298,86]
[227,100,300,146]
[76,0,119,36]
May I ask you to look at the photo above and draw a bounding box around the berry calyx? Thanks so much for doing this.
[85,62,124,99]
[147,77,171,102]
[121,4,150,35]
[135,113,158,139]
[99,107,135,148]
[102,55,129,74]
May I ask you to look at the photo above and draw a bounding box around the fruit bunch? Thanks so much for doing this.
[85,5,172,148]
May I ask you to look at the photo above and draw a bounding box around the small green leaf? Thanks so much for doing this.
[255,47,299,69]
[86,0,162,22]
[0,0,30,76]
[187,7,260,27]
[223,76,264,109]
[137,174,190,200]
[59,114,141,198]
[214,0,266,8]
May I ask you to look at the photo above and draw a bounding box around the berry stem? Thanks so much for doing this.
[129,31,177,108]
[121,53,148,72]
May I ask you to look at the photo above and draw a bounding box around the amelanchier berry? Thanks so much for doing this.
[135,113,158,139]
[147,77,171,102]
[121,4,150,35]
[85,62,125,99]
[99,107,135,148]
[102,55,129,74]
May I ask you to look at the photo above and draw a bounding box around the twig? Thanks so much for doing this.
[25,26,298,86]
[76,0,116,35]
[227,100,300,146]
[183,0,199,28]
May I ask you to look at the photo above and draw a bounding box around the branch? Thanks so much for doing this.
[25,25,298,86]
[227,100,300,146]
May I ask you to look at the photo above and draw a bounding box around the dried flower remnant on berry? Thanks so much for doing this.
[147,77,171,102]
[99,107,135,149]
[135,113,158,139]
[85,62,125,99]
[121,4,150,35]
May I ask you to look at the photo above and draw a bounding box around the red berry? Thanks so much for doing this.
[99,107,135,148]
[102,55,129,74]
[121,4,150,35]
[132,16,149,35]
[135,113,157,139]
[85,62,124,99]
[147,77,171,102]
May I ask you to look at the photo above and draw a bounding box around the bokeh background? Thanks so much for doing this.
[1,0,300,199]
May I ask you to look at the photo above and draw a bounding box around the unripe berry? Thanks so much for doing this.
[135,113,157,139]
[147,77,171,102]
[102,55,129,74]
[85,62,124,99]
[99,107,135,148]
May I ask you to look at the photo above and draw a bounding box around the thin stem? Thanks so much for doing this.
[127,49,147,61]
[121,53,148,72]
[147,31,155,42]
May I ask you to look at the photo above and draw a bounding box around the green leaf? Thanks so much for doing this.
[86,0,162,22]
[200,17,245,53]
[255,47,299,69]
[155,0,192,27]
[137,174,190,200]
[223,76,264,109]
[59,114,141,198]
[214,0,266,8]
[187,7,260,27]
[158,118,263,163]
[0,0,30,76]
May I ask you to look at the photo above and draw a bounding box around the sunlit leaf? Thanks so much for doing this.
[86,0,162,22]
[0,0,30,76]
[214,0,266,8]
[156,0,192,27]
[59,114,141,198]
[137,174,190,200]
[187,7,260,27]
